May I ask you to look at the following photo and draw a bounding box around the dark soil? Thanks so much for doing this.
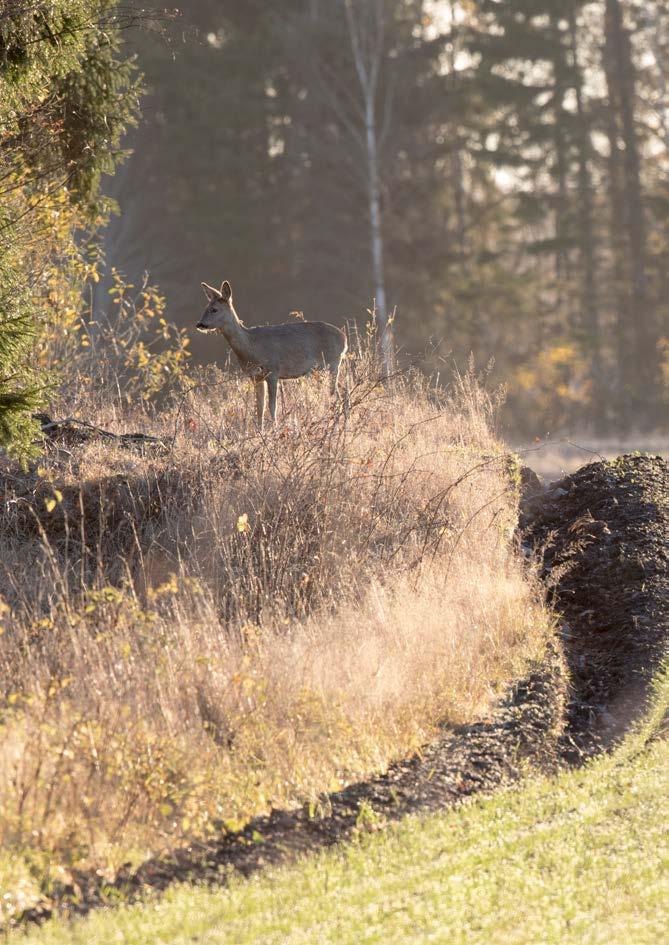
[12,453,669,928]
[522,454,669,752]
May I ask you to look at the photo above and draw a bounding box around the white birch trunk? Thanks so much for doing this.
[365,94,392,371]
[343,0,394,375]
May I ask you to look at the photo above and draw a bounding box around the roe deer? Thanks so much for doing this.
[196,280,347,428]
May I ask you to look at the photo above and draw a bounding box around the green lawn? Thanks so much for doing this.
[14,676,669,945]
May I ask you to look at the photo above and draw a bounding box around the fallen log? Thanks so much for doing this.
[33,412,168,452]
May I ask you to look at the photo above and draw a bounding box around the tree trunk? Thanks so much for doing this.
[343,0,393,375]
[652,5,669,150]
[365,93,392,371]
[604,0,657,418]
[569,7,604,429]
[602,9,632,429]
[447,2,467,260]
[551,16,571,321]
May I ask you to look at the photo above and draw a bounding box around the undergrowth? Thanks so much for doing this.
[0,309,553,922]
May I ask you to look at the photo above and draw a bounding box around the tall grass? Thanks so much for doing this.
[0,331,552,908]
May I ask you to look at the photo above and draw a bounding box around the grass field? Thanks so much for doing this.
[15,671,668,945]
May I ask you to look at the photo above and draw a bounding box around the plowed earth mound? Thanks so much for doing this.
[522,454,669,752]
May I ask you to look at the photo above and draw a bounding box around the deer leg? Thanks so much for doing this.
[267,374,279,422]
[255,379,266,429]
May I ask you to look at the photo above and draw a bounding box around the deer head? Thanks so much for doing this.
[196,280,234,332]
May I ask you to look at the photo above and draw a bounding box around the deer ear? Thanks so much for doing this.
[220,280,232,302]
[201,282,220,302]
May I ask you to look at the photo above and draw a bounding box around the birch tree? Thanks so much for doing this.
[341,0,393,372]
[295,0,397,372]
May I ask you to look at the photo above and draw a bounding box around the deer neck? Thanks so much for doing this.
[220,307,254,361]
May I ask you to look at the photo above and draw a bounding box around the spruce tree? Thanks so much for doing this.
[0,0,140,459]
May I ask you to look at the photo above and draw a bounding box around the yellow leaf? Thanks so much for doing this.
[236,513,250,534]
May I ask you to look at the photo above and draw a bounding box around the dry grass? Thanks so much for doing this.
[0,338,552,911]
